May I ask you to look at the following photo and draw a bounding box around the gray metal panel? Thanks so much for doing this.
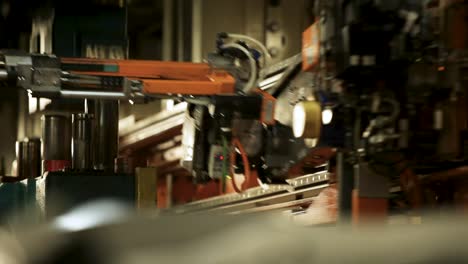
[200,0,248,59]
[265,0,312,63]
[197,0,312,62]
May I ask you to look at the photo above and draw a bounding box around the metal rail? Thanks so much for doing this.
[175,171,330,213]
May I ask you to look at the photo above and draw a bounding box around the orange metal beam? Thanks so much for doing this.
[141,72,236,95]
[60,57,237,95]
[61,58,211,80]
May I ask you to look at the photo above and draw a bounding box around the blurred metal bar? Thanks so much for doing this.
[119,113,185,150]
[119,102,187,137]
[191,0,202,62]
[213,184,328,214]
[230,196,316,214]
[16,138,41,178]
[17,90,28,140]
[176,171,329,213]
[162,0,174,61]
[260,53,302,78]
[60,90,127,100]
[42,115,71,161]
[0,69,8,81]
[166,174,173,208]
[72,113,94,170]
[60,78,102,86]
[177,0,185,61]
[337,151,353,222]
[94,100,119,172]
[162,0,175,111]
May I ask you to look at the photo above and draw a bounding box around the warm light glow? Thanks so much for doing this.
[293,103,306,138]
[292,101,322,139]
[119,115,135,132]
[28,94,51,114]
[165,99,175,111]
[322,108,333,125]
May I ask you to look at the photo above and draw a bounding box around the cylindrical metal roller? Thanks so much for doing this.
[72,113,94,170]
[292,101,322,139]
[42,114,72,172]
[16,138,41,178]
[93,100,119,172]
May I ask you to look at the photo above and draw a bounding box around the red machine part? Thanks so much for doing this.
[43,160,71,173]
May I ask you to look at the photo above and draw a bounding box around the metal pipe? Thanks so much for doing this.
[42,115,71,161]
[226,33,271,67]
[191,0,202,62]
[60,90,127,100]
[93,100,119,172]
[162,0,174,61]
[60,78,102,86]
[16,138,41,178]
[337,151,354,223]
[0,69,8,81]
[221,43,258,93]
[166,174,173,208]
[42,114,71,172]
[72,113,94,170]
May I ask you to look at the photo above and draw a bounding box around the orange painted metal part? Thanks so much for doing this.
[254,88,276,125]
[302,21,320,72]
[229,137,260,192]
[60,57,236,95]
[193,178,245,201]
[194,181,222,200]
[142,71,235,95]
[157,175,197,209]
[61,58,211,79]
[156,176,168,209]
[352,190,388,224]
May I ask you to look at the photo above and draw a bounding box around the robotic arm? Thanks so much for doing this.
[0,53,236,100]
[0,37,310,190]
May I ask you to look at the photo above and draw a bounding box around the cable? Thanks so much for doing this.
[221,43,258,93]
[230,137,251,193]
[225,33,271,67]
[225,33,271,82]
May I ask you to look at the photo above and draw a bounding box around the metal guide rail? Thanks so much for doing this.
[175,171,330,213]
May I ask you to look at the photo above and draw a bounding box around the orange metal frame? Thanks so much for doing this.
[60,58,236,95]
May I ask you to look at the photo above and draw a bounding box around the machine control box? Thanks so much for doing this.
[208,145,228,179]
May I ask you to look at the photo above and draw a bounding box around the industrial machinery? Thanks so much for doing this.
[1,0,468,226]
[0,33,315,184]
[0,32,319,218]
